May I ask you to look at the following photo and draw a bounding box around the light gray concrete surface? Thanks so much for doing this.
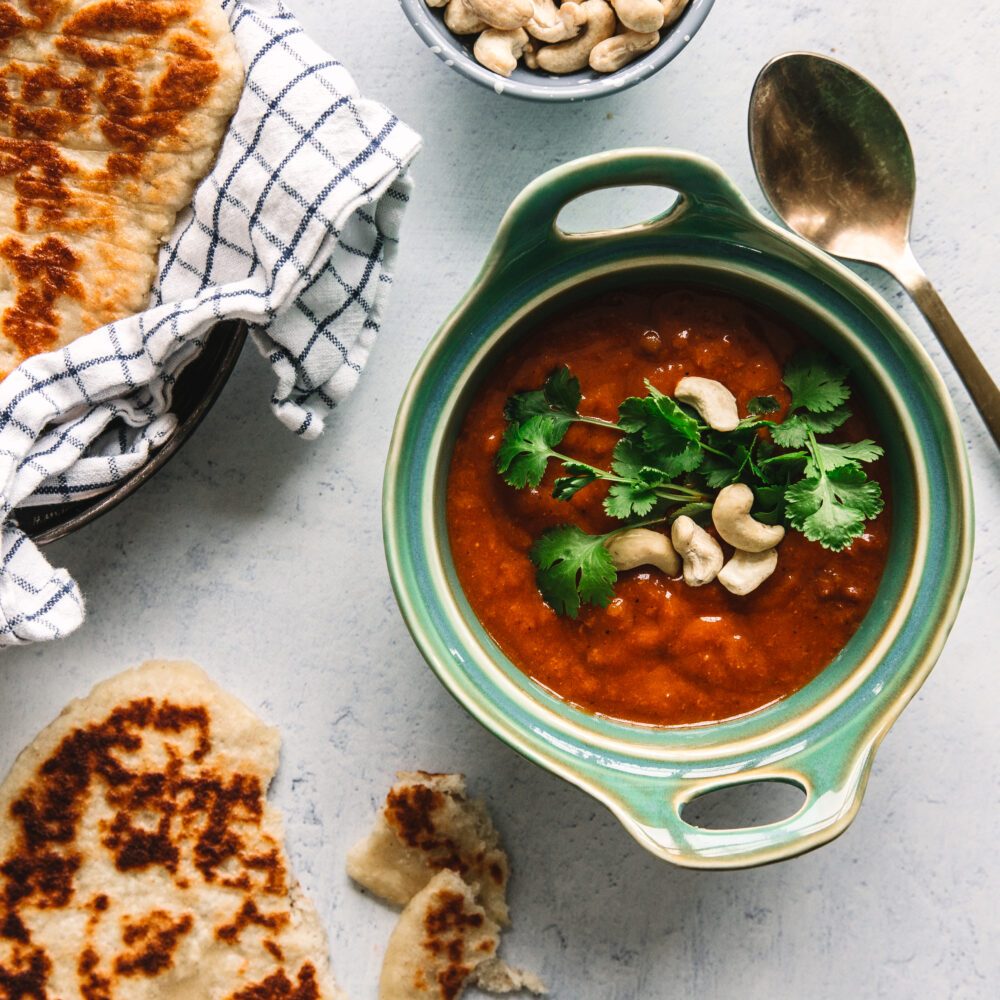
[2,1,998,997]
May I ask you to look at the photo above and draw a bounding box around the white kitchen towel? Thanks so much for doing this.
[0,0,421,645]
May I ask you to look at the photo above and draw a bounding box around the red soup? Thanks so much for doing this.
[446,287,892,727]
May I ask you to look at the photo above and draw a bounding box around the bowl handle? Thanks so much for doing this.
[609,730,879,869]
[491,148,758,265]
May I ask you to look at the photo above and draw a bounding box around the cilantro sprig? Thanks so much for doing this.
[496,354,885,617]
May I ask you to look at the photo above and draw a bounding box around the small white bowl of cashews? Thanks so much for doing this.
[399,0,717,100]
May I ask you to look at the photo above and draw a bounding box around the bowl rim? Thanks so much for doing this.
[383,148,974,866]
[397,0,717,103]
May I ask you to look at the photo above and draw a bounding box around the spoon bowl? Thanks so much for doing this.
[750,53,915,266]
[750,52,999,445]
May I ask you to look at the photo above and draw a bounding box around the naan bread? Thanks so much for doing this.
[378,870,500,1000]
[0,0,244,377]
[347,772,509,926]
[0,660,344,1000]
[350,774,545,999]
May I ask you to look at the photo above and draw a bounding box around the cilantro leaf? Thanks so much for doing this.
[701,452,742,488]
[530,525,617,618]
[805,440,884,478]
[604,482,659,520]
[802,404,852,434]
[612,435,701,490]
[503,388,550,424]
[783,350,851,414]
[504,366,581,425]
[785,464,885,550]
[770,405,852,448]
[618,384,701,455]
[610,438,645,479]
[552,461,601,501]
[751,483,787,525]
[747,395,781,415]
[770,414,811,449]
[544,365,582,413]
[495,415,565,489]
[758,450,808,484]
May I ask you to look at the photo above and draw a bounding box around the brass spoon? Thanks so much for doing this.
[749,52,999,447]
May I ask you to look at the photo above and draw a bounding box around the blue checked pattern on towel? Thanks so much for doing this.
[0,0,421,646]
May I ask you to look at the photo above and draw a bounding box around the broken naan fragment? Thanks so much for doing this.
[347,771,510,926]
[378,869,500,1000]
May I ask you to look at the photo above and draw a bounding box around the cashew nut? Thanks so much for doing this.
[674,376,740,432]
[464,0,534,29]
[535,0,616,73]
[444,0,488,34]
[671,515,724,587]
[712,484,786,553]
[474,27,530,75]
[662,0,691,28]
[527,0,586,43]
[605,528,681,576]
[427,0,448,5]
[718,548,779,596]
[610,0,665,32]
[590,30,660,72]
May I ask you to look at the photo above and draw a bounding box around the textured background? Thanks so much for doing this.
[2,0,999,997]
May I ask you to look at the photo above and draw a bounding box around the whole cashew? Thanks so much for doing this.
[671,515,724,587]
[718,548,779,596]
[605,527,681,577]
[610,0,665,32]
[464,0,534,29]
[474,27,530,75]
[536,0,616,73]
[674,376,740,432]
[662,0,691,28]
[528,0,586,43]
[712,484,786,553]
[444,0,488,34]
[589,30,660,72]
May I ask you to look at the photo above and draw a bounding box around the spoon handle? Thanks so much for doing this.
[893,247,1000,448]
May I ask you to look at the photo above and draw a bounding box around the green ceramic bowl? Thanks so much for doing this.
[384,149,973,869]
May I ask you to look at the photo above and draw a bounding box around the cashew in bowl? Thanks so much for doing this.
[465,0,534,29]
[605,527,681,576]
[528,0,587,43]
[712,484,786,553]
[474,27,531,76]
[674,376,740,432]
[427,0,688,80]
[536,0,617,73]
[671,515,724,587]
[610,0,665,32]
[444,0,488,33]
[590,30,660,72]
[718,548,779,596]
[662,0,691,27]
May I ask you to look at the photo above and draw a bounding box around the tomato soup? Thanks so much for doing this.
[446,287,891,727]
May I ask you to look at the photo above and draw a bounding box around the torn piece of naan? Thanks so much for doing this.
[347,772,510,926]
[0,660,345,999]
[378,869,500,1000]
[0,0,244,377]
[350,773,546,999]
